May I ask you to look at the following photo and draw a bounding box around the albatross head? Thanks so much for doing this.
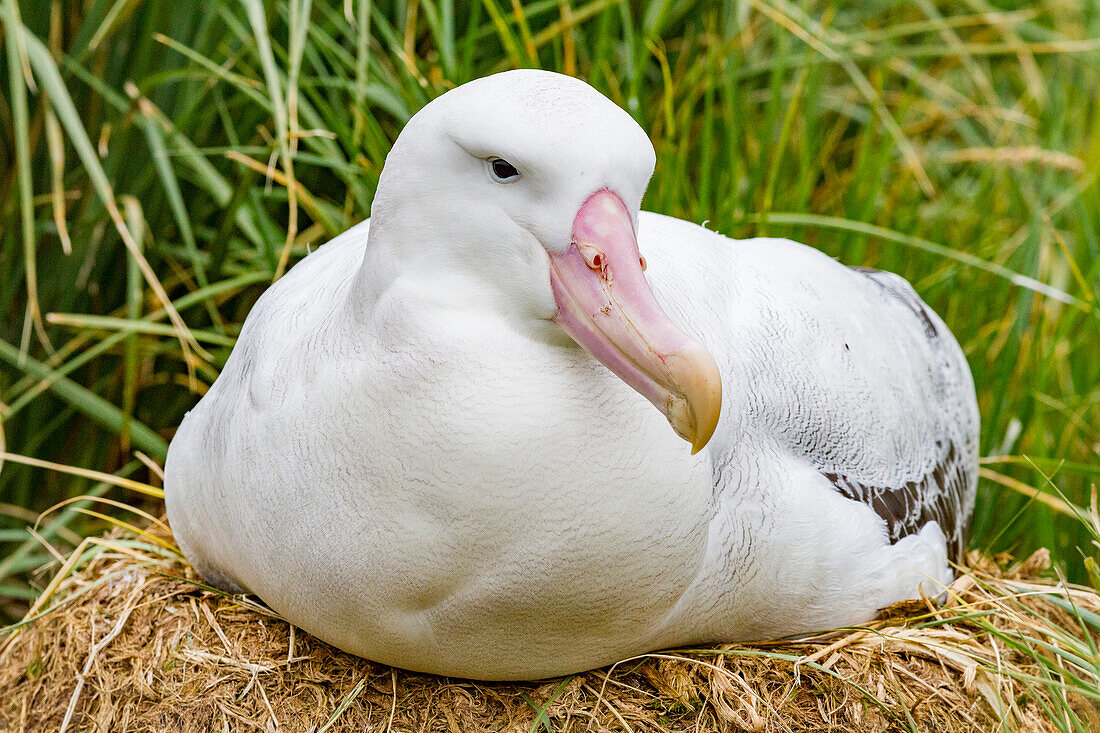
[368,69,721,453]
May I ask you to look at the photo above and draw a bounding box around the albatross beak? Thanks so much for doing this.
[549,189,722,454]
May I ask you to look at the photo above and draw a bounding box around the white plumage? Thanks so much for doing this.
[164,70,979,681]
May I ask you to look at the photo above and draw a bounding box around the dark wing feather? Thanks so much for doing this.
[823,440,971,563]
[850,267,937,338]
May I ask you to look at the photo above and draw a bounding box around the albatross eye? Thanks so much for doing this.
[488,157,520,183]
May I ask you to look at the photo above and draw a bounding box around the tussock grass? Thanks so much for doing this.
[0,524,1098,732]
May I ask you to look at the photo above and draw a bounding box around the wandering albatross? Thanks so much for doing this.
[164,69,979,681]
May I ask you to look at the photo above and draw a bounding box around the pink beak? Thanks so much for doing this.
[549,190,722,454]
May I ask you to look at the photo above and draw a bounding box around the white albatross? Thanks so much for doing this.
[164,70,979,681]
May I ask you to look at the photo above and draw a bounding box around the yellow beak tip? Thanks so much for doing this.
[690,432,713,455]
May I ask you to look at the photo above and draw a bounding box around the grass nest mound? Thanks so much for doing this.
[1,526,1098,733]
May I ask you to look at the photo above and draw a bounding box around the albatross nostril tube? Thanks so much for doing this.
[577,243,610,279]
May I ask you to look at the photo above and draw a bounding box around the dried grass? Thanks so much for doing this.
[1,527,1098,733]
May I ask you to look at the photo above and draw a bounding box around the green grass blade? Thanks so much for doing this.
[0,336,168,460]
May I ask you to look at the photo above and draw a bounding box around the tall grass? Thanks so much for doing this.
[1,0,1099,614]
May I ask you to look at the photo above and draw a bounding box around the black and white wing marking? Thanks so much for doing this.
[823,441,971,563]
[823,267,976,563]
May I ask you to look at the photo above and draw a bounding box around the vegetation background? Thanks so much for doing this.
[0,0,1098,623]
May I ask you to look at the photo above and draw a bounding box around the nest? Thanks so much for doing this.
[1,527,1098,733]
